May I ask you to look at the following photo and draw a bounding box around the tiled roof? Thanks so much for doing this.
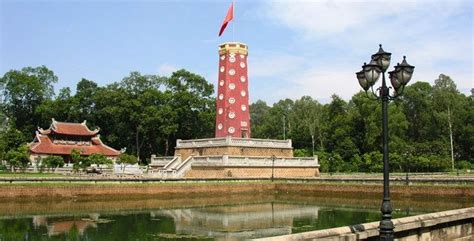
[39,119,99,136]
[29,134,120,156]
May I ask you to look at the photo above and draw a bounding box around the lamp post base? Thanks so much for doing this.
[379,220,394,241]
[379,199,394,241]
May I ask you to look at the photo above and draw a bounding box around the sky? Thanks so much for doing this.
[1,0,472,104]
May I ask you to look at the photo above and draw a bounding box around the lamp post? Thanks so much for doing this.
[356,44,414,241]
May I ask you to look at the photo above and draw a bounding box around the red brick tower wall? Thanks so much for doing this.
[215,42,251,138]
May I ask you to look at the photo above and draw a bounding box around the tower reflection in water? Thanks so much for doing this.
[150,202,319,240]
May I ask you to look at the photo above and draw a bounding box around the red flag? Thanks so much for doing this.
[218,2,233,36]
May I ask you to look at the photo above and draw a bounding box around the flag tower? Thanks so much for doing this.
[215,42,250,138]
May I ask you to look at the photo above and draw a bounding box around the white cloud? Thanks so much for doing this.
[249,52,306,78]
[157,63,178,76]
[254,0,472,102]
[281,65,360,101]
[264,0,465,38]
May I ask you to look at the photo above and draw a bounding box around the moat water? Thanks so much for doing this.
[0,192,471,241]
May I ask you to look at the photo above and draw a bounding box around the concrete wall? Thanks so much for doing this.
[252,207,474,241]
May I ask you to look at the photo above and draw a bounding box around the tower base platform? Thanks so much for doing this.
[150,137,320,179]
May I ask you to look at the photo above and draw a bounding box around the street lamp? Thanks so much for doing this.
[356,44,414,241]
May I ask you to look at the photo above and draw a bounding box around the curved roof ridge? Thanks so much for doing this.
[48,118,99,136]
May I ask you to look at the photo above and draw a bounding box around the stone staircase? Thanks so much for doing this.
[149,155,194,178]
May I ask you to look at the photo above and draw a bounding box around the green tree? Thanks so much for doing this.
[324,95,359,161]
[0,125,25,162]
[0,66,57,135]
[348,92,380,154]
[37,87,79,125]
[71,149,87,171]
[42,155,65,172]
[94,72,171,161]
[165,69,215,153]
[454,95,474,163]
[432,74,462,170]
[117,153,138,174]
[118,153,138,165]
[250,100,272,138]
[6,144,29,172]
[291,96,324,154]
[88,153,112,167]
[75,78,99,123]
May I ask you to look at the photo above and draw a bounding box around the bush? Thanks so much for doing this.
[294,149,312,157]
[455,160,473,170]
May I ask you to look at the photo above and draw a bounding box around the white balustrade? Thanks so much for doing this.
[176,137,292,149]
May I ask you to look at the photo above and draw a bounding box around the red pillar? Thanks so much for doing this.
[215,42,251,138]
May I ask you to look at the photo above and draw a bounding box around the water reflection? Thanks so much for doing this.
[0,193,471,241]
[152,202,319,240]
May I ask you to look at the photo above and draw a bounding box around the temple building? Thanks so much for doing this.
[150,42,320,178]
[28,118,120,164]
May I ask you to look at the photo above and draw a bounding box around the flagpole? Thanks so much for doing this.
[232,0,235,42]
